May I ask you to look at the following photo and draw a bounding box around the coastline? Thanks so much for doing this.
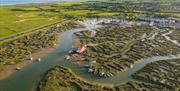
[0,45,57,80]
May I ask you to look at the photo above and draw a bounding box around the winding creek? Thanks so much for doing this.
[0,19,180,91]
[162,29,180,46]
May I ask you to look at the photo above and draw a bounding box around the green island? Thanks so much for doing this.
[39,65,168,91]
[0,0,180,91]
[133,59,180,91]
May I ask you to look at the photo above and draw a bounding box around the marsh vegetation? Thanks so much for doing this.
[39,65,170,91]
[0,21,82,70]
[133,59,180,91]
[72,24,180,77]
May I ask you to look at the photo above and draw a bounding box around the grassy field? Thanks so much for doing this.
[0,5,61,37]
[0,1,120,38]
[1,0,179,38]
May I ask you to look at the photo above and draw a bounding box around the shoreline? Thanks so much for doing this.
[0,45,57,80]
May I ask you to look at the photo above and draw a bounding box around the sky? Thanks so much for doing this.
[0,0,84,5]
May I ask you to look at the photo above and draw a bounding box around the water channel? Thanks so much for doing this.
[0,19,180,91]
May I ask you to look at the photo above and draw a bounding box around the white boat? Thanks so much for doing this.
[84,65,90,68]
[68,50,73,54]
[65,55,70,60]
[38,58,41,62]
[30,57,33,61]
[16,67,21,70]
[130,65,133,68]
[88,69,93,72]
[100,72,105,77]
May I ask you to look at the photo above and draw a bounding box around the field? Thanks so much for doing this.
[0,2,118,38]
[1,0,179,38]
[0,5,60,37]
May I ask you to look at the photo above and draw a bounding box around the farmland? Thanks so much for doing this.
[0,5,60,37]
[1,0,180,38]
[0,2,117,38]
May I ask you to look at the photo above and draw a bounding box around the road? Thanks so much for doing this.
[0,19,66,41]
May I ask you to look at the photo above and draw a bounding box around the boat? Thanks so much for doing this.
[16,67,21,70]
[100,72,105,77]
[37,58,41,62]
[65,55,70,60]
[30,57,33,61]
[76,44,87,54]
[88,68,93,72]
[84,65,90,68]
[68,50,73,54]
[130,65,133,68]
